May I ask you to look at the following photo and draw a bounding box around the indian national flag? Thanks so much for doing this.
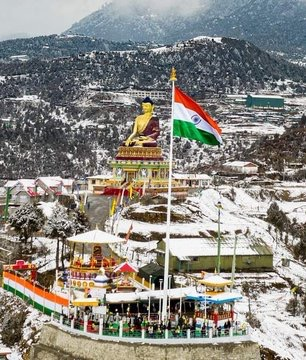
[173,87,222,146]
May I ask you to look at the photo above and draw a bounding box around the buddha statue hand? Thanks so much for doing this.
[125,135,154,147]
[125,137,134,146]
[138,135,152,142]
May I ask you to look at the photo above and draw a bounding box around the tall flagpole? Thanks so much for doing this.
[161,67,177,322]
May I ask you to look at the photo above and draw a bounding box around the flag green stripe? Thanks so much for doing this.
[173,119,220,145]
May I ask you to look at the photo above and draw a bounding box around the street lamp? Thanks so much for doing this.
[148,275,152,321]
[168,275,172,321]
[230,234,238,292]
[216,201,222,274]
[204,285,207,320]
[158,279,163,324]
[179,282,183,316]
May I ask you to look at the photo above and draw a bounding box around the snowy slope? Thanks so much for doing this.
[113,184,306,359]
[1,183,306,359]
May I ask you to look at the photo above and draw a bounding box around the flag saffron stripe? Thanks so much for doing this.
[174,87,222,134]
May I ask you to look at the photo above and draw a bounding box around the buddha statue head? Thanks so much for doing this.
[141,97,154,114]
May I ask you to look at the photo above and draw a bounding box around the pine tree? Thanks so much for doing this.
[72,209,90,234]
[44,203,75,271]
[8,203,45,249]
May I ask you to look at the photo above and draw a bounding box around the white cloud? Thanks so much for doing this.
[0,0,215,40]
[0,0,106,40]
[110,0,210,17]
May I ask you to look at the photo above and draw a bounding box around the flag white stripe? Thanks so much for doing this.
[3,277,65,313]
[174,103,222,144]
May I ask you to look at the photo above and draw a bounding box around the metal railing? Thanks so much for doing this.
[51,313,250,344]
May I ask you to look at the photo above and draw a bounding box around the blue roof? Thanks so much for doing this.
[186,293,242,304]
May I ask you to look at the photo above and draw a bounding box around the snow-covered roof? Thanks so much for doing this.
[104,286,210,303]
[226,94,248,99]
[173,173,211,180]
[4,179,46,196]
[62,178,75,187]
[104,285,242,304]
[15,179,36,188]
[0,347,12,355]
[163,237,272,259]
[223,161,258,168]
[4,180,18,188]
[87,174,112,180]
[15,187,45,197]
[249,94,284,99]
[68,229,125,244]
[36,176,63,187]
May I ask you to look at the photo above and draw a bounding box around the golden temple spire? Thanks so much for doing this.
[170,67,177,82]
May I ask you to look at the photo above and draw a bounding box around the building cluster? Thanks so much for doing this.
[0,177,85,220]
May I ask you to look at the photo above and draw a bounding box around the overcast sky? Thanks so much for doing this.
[0,0,106,40]
[0,0,210,41]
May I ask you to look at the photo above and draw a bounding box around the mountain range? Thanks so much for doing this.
[0,35,129,61]
[66,0,306,60]
[0,35,305,179]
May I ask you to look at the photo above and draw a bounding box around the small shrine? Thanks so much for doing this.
[67,228,125,290]
[113,261,138,292]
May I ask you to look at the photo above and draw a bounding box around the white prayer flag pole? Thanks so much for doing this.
[161,67,177,322]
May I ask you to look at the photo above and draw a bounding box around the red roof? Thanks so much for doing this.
[114,261,138,273]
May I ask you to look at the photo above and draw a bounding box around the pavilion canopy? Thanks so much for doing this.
[67,229,125,244]
[198,275,232,287]
[186,291,242,304]
[72,298,100,307]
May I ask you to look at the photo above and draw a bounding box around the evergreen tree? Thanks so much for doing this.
[8,203,45,248]
[44,203,75,271]
[301,113,306,127]
[266,201,290,234]
[72,209,90,234]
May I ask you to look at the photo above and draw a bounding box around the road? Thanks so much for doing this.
[84,193,112,230]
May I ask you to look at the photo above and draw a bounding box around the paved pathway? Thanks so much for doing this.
[84,193,112,230]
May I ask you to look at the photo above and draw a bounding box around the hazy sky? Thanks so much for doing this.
[0,0,107,40]
[0,0,209,41]
[110,0,205,16]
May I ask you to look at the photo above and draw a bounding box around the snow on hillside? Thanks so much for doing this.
[1,183,306,359]
[113,183,306,359]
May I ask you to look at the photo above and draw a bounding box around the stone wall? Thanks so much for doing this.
[30,324,261,360]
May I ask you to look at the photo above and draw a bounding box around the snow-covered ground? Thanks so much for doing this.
[113,183,306,360]
[1,182,306,359]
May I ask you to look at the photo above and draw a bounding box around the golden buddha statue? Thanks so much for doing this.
[125,97,160,147]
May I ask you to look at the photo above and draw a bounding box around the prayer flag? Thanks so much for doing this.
[125,223,133,243]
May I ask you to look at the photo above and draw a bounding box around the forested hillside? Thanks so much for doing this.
[0,36,305,179]
[0,37,305,105]
[0,34,134,60]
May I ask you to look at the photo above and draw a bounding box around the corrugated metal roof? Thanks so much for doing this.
[163,237,272,257]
